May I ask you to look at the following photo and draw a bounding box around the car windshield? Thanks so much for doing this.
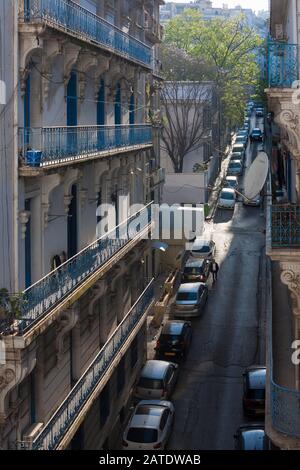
[221,192,234,200]
[177,292,198,301]
[184,267,203,275]
[229,162,241,168]
[137,378,164,390]
[253,130,261,134]
[160,334,180,344]
[193,244,210,253]
[247,389,265,400]
[127,427,158,444]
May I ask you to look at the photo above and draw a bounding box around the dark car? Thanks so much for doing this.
[256,108,264,118]
[155,321,192,362]
[243,366,266,416]
[250,128,263,142]
[234,425,274,450]
[181,258,211,283]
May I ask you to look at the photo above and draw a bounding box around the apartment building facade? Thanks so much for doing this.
[0,0,164,450]
[265,0,300,449]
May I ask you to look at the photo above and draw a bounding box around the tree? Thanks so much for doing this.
[161,80,215,173]
[164,10,263,127]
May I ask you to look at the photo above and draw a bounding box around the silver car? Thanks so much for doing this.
[135,360,179,401]
[173,282,208,318]
[122,400,175,450]
[190,238,216,259]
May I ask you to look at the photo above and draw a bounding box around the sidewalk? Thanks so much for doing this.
[206,145,232,220]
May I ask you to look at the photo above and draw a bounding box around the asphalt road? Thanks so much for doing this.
[168,118,267,450]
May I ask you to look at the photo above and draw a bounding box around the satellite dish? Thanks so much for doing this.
[244,152,269,200]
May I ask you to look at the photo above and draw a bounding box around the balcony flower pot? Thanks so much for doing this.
[0,289,23,336]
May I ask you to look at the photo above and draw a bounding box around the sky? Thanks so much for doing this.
[166,0,269,13]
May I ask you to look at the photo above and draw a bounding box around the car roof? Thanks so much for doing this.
[130,405,164,429]
[246,367,266,389]
[226,176,238,181]
[221,188,235,194]
[192,238,212,248]
[161,321,186,335]
[178,282,203,293]
[240,428,266,450]
[141,360,171,379]
[229,160,242,165]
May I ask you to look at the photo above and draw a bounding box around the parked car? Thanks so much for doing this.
[243,366,266,416]
[232,143,246,157]
[230,152,244,164]
[218,188,236,210]
[244,117,250,125]
[227,160,243,176]
[237,129,249,138]
[243,122,250,133]
[190,238,216,259]
[234,425,272,451]
[155,320,192,362]
[256,108,264,118]
[122,400,174,450]
[135,360,179,401]
[250,128,263,142]
[173,282,208,318]
[234,135,247,148]
[224,175,238,190]
[243,194,261,207]
[182,258,211,283]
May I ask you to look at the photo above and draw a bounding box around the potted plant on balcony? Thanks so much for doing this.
[0,288,24,335]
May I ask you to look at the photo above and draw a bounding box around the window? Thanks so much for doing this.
[100,383,110,427]
[127,428,158,444]
[43,326,57,376]
[203,143,212,162]
[159,409,170,430]
[203,106,212,129]
[117,357,126,393]
[177,292,197,301]
[131,337,138,368]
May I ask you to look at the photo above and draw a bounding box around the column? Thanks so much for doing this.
[280,262,300,390]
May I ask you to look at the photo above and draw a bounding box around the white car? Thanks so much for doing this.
[218,188,236,210]
[135,360,179,400]
[224,176,238,190]
[122,400,175,450]
[190,238,216,259]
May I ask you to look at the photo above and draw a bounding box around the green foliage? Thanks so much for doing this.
[0,288,24,325]
[163,11,263,128]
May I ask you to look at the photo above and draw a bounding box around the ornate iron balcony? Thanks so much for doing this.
[16,204,153,334]
[31,279,154,450]
[271,205,300,247]
[18,125,153,168]
[22,0,153,69]
[268,42,299,88]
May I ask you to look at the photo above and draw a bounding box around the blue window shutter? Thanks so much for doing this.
[129,92,135,125]
[67,71,78,126]
[115,83,121,125]
[97,79,105,125]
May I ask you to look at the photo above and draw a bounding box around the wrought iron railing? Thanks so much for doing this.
[17,203,153,334]
[271,205,300,247]
[268,259,300,437]
[268,42,299,87]
[18,125,153,167]
[22,0,153,68]
[31,278,155,450]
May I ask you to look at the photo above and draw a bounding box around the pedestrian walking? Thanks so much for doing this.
[210,259,219,283]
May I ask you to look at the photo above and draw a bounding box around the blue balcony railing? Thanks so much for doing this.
[269,269,300,437]
[271,205,300,248]
[31,278,155,450]
[22,0,153,68]
[16,204,153,334]
[19,125,153,168]
[268,42,299,87]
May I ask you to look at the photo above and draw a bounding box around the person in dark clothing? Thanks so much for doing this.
[210,259,219,283]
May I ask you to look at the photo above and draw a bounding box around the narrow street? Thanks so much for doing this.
[168,120,267,450]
